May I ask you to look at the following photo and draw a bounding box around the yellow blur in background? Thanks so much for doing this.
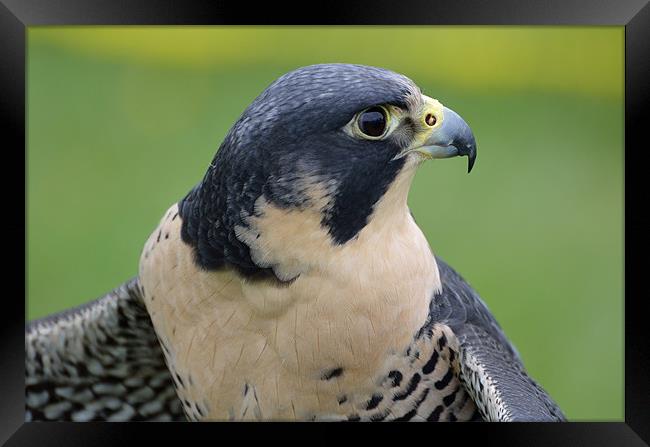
[27,27,624,420]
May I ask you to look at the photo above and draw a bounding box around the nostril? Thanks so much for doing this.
[425,113,437,127]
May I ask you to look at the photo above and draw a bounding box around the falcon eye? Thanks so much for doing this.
[357,106,388,138]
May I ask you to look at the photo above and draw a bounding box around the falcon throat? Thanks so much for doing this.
[139,159,445,420]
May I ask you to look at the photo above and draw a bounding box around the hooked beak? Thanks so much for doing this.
[415,106,477,173]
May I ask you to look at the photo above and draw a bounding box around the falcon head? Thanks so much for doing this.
[179,64,477,281]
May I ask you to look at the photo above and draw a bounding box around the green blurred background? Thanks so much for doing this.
[26,27,623,420]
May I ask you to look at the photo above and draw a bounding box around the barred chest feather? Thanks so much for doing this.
[139,173,478,421]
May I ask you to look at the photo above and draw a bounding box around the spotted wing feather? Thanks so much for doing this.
[431,257,565,422]
[25,278,186,421]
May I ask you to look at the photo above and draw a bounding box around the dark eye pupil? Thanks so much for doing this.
[358,107,387,137]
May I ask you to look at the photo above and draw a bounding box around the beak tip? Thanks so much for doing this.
[467,156,476,173]
[466,147,477,173]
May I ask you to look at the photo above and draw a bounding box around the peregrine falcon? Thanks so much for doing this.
[26,63,565,422]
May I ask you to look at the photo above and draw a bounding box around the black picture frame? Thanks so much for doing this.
[3,0,648,445]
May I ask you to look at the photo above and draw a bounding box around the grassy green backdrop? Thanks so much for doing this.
[26,27,623,420]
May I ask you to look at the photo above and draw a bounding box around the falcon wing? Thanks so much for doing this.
[431,257,566,422]
[25,278,186,421]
